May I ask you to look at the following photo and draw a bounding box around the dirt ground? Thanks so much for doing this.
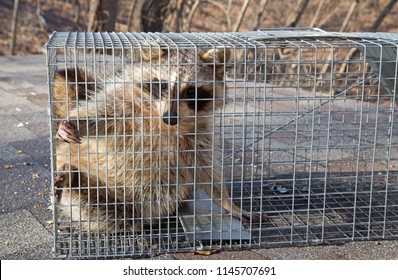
[1,0,398,56]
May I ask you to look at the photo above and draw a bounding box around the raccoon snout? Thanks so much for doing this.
[162,112,178,126]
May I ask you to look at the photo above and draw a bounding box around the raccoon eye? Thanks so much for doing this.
[161,82,168,93]
[185,87,196,98]
[185,87,213,111]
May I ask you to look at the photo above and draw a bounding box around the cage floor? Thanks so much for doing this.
[55,171,398,258]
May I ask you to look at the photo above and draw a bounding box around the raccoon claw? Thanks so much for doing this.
[56,120,81,144]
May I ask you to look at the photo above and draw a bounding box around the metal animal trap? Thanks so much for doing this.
[46,29,398,259]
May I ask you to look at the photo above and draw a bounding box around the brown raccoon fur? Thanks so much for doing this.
[53,47,265,233]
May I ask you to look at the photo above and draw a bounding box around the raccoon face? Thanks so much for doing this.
[144,80,216,126]
[134,48,230,127]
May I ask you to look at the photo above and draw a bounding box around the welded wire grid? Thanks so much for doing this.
[46,30,398,258]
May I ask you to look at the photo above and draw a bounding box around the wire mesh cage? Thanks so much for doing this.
[46,28,398,258]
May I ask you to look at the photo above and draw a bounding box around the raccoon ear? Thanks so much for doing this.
[200,48,231,64]
[141,48,168,61]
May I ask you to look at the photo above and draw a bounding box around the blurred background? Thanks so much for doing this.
[1,0,398,56]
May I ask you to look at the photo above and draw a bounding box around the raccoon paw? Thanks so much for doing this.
[56,120,81,144]
[54,173,65,187]
[54,164,74,189]
[54,172,66,198]
[135,235,153,251]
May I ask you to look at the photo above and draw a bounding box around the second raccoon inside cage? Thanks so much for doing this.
[53,47,266,233]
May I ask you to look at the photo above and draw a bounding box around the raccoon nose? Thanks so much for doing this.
[162,112,178,126]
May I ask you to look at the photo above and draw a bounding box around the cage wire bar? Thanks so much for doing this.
[45,29,398,258]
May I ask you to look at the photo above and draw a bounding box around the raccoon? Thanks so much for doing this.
[53,47,266,233]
